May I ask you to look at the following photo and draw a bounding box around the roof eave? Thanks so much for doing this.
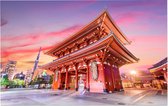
[112,34,139,63]
[104,11,131,45]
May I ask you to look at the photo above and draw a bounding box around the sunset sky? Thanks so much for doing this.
[1,0,167,74]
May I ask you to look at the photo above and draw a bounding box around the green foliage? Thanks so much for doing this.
[0,75,25,88]
[0,77,10,86]
[29,75,53,85]
[18,80,24,86]
[13,79,19,86]
[10,80,16,87]
[13,79,25,86]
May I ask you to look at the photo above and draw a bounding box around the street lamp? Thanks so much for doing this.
[130,70,137,75]
[130,70,137,88]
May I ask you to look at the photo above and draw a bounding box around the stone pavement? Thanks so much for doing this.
[0,88,167,106]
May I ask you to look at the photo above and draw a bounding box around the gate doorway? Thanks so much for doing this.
[78,73,86,92]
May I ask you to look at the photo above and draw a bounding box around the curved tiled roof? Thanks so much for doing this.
[149,57,167,69]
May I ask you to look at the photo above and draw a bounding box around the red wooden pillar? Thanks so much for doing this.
[58,70,61,89]
[111,65,116,91]
[65,68,69,90]
[107,64,114,92]
[114,66,122,91]
[114,66,119,90]
[163,71,167,82]
[52,70,56,90]
[117,67,122,90]
[86,64,90,91]
[98,50,108,92]
[100,61,108,92]
[75,65,78,91]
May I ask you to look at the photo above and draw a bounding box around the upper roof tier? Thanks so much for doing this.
[45,11,131,56]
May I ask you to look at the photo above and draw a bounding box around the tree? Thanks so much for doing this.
[18,80,24,86]
[0,75,10,88]
[13,79,25,87]
[13,79,19,86]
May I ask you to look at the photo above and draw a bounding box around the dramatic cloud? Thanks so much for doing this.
[115,12,141,25]
[2,25,81,50]
[2,45,54,58]
[1,25,82,64]
[2,25,81,41]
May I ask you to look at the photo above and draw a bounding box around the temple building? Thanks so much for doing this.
[40,11,139,93]
[149,57,167,89]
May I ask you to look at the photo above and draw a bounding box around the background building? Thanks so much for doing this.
[121,71,154,88]
[3,61,17,80]
[25,69,33,85]
[149,57,167,89]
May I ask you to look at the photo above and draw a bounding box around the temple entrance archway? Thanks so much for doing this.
[78,69,87,92]
[78,74,86,92]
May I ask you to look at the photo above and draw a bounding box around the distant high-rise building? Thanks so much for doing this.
[25,69,33,85]
[31,47,41,81]
[3,60,17,80]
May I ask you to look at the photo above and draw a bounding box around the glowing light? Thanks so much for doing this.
[163,68,166,71]
[130,70,137,75]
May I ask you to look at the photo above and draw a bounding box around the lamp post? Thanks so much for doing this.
[130,70,137,88]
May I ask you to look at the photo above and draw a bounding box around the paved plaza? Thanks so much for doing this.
[0,88,167,106]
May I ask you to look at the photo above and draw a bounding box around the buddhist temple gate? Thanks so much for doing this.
[40,11,139,93]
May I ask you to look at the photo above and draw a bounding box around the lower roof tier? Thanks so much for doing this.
[40,33,139,70]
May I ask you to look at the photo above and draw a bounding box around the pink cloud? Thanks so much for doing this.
[115,13,138,24]
[113,9,165,31]
[114,11,149,26]
[2,45,54,56]
[47,25,81,37]
[1,25,82,64]
[2,25,81,52]
[2,25,81,49]
[2,42,34,50]
[1,45,54,63]
[2,25,81,42]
